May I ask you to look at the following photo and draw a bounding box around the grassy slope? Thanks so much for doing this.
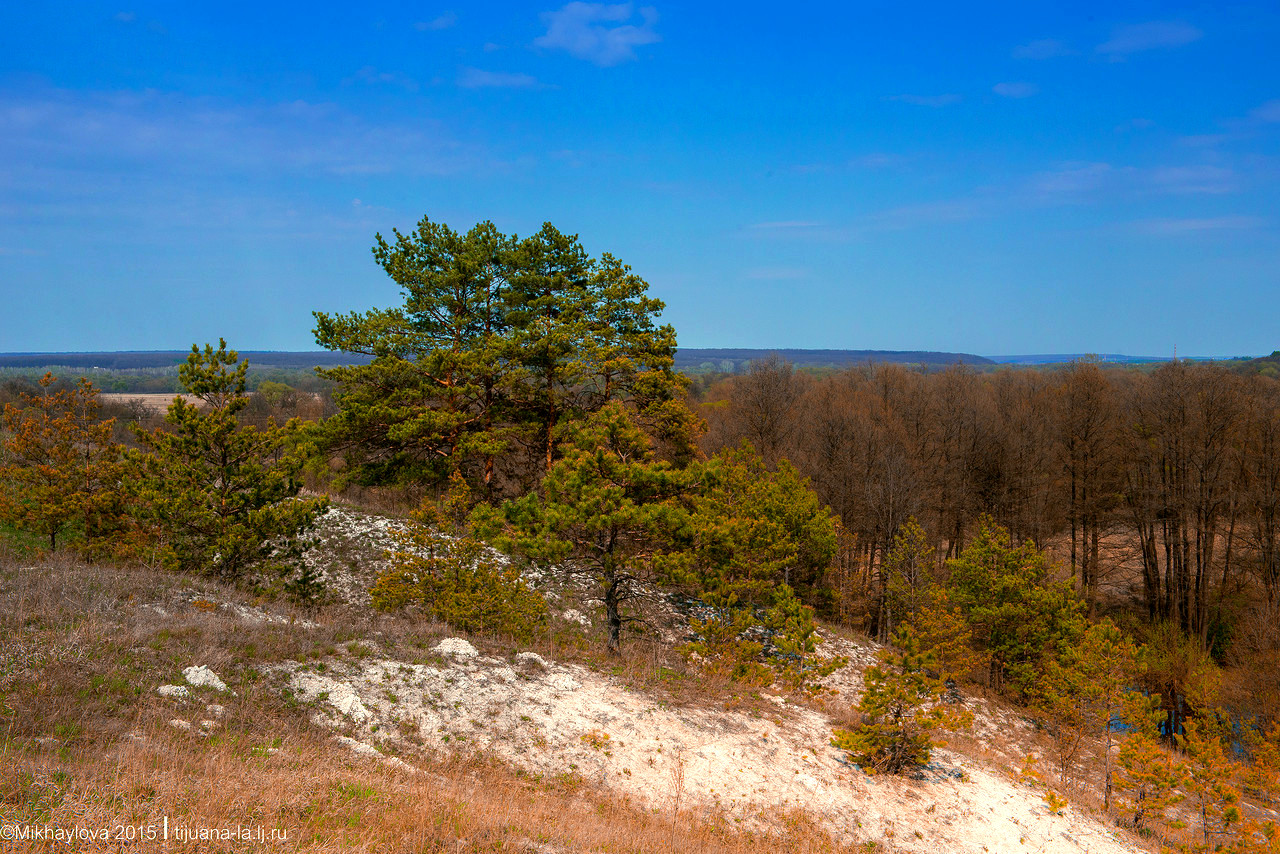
[0,555,856,854]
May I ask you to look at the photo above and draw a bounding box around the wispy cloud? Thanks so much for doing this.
[534,3,660,67]
[1146,165,1235,195]
[0,86,487,193]
[869,199,988,228]
[1028,161,1236,201]
[1013,38,1073,59]
[1251,100,1280,123]
[112,10,164,33]
[993,81,1038,99]
[1096,21,1201,58]
[348,66,419,91]
[415,12,457,31]
[1028,162,1113,198]
[747,220,825,231]
[457,68,539,89]
[885,93,961,107]
[1133,216,1265,235]
[849,153,905,168]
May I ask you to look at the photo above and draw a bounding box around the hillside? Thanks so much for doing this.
[0,506,1172,853]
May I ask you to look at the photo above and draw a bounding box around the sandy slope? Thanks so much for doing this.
[271,505,1146,850]
[281,637,1140,853]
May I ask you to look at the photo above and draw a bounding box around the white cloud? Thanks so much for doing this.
[1027,161,1236,201]
[534,3,660,67]
[1134,216,1265,235]
[869,199,987,227]
[1096,21,1201,57]
[0,87,484,185]
[1012,39,1073,59]
[993,81,1038,99]
[415,12,457,31]
[457,68,539,89]
[885,93,961,107]
[1121,118,1155,131]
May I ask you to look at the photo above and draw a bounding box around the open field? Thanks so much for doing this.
[98,393,203,414]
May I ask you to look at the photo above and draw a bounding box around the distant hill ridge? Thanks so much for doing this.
[1,349,1247,373]
[0,348,993,371]
[674,348,993,369]
[0,351,371,370]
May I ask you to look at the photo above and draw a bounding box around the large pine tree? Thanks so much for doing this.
[312,215,688,498]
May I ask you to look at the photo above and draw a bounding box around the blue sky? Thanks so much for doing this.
[1,2,1277,356]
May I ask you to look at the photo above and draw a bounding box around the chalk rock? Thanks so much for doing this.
[183,665,228,692]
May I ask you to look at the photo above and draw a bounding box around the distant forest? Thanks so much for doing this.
[1,347,1274,393]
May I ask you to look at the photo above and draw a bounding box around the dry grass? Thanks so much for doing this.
[3,716,863,853]
[0,555,866,853]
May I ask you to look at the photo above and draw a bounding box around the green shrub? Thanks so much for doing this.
[373,475,546,639]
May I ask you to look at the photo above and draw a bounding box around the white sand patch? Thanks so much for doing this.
[561,609,591,626]
[333,735,422,775]
[433,638,479,659]
[279,648,1141,853]
[290,671,373,723]
[185,595,318,628]
[515,652,548,669]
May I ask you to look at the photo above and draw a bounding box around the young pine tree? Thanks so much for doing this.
[1179,715,1245,852]
[832,624,972,775]
[881,517,934,643]
[944,516,1084,701]
[0,373,125,553]
[487,402,691,653]
[1114,706,1188,841]
[912,589,990,686]
[675,444,839,685]
[129,341,327,579]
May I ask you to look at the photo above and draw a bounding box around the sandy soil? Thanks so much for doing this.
[276,636,1139,854]
[266,505,1148,851]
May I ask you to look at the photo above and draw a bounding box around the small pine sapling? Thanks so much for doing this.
[832,624,972,775]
